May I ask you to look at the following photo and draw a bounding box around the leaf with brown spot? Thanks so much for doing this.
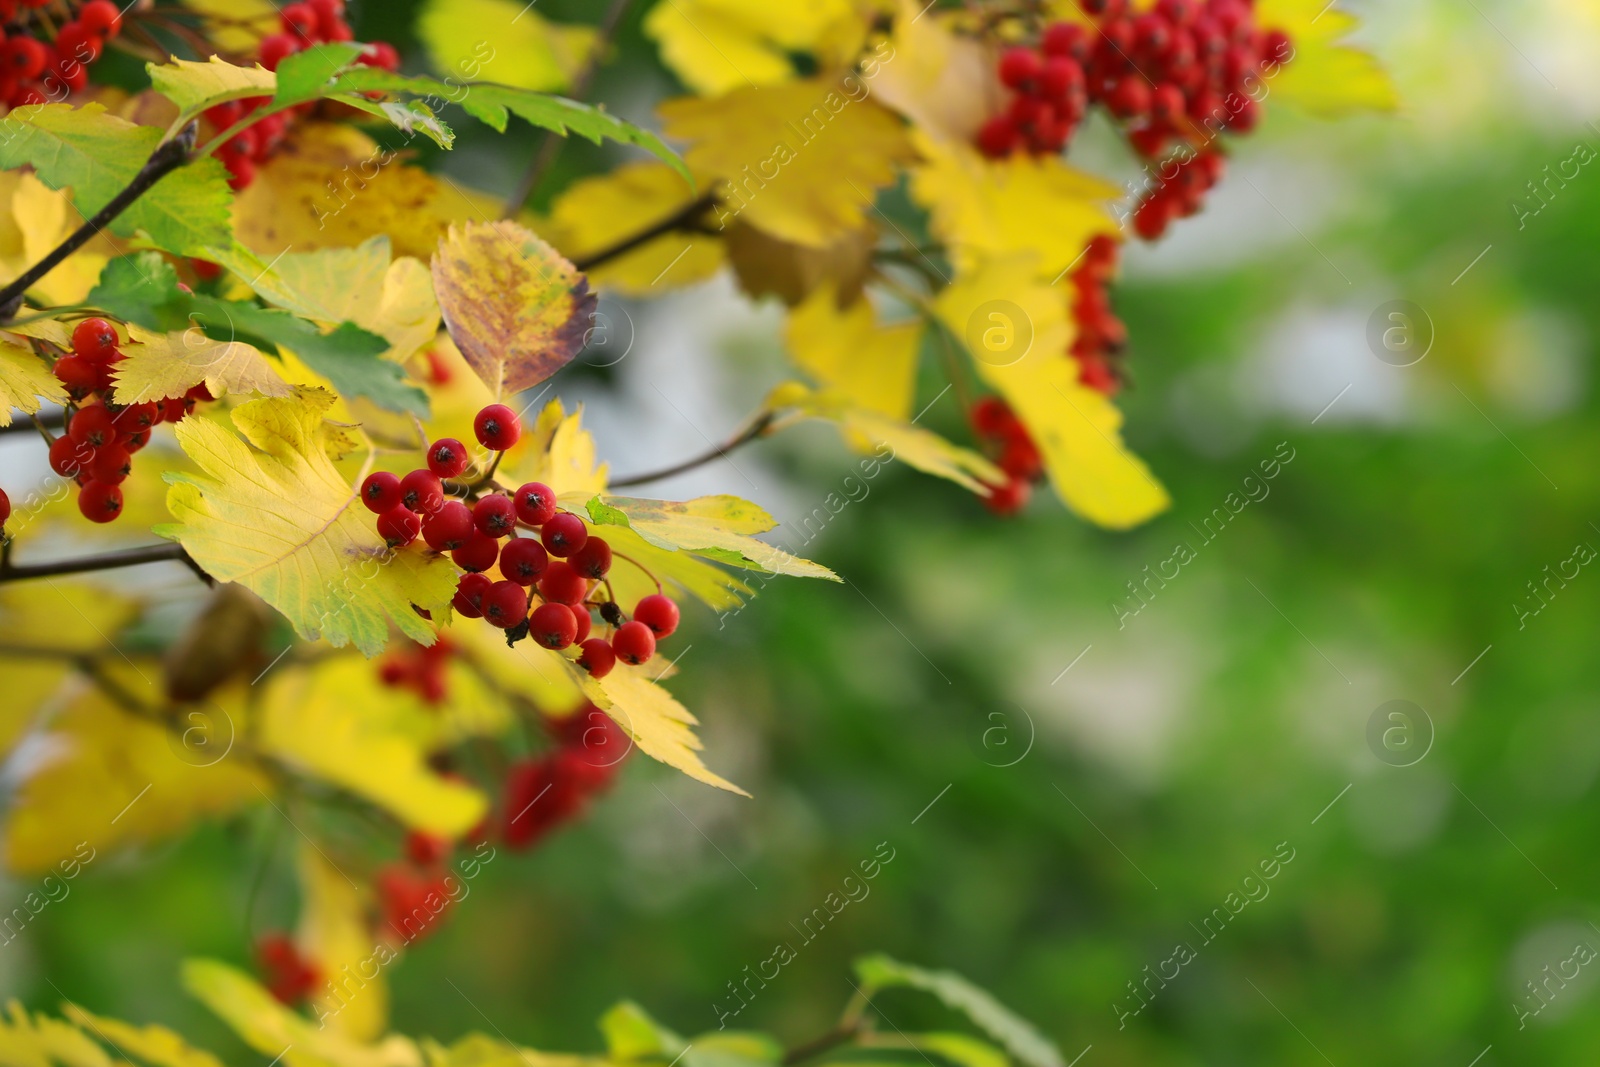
[430,220,596,398]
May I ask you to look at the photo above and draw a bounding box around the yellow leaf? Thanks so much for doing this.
[183,960,423,1067]
[593,523,754,614]
[0,335,64,427]
[591,495,839,581]
[297,844,388,1042]
[642,0,868,96]
[0,172,108,305]
[0,1001,113,1067]
[176,0,276,53]
[417,0,596,93]
[422,1035,601,1067]
[768,381,1003,495]
[147,56,276,119]
[259,238,441,365]
[872,0,1002,146]
[936,260,1168,528]
[787,285,921,419]
[449,622,584,715]
[659,79,917,248]
[157,388,459,656]
[260,657,488,836]
[5,673,268,874]
[60,1006,226,1067]
[726,221,874,307]
[113,324,291,404]
[501,399,611,499]
[545,162,723,296]
[431,221,597,398]
[590,664,749,796]
[1258,0,1397,117]
[910,134,1120,281]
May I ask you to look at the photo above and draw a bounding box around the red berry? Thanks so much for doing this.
[361,471,402,513]
[421,500,474,551]
[998,46,1042,90]
[529,602,578,650]
[5,38,49,80]
[982,477,1031,516]
[572,606,592,644]
[452,572,492,618]
[499,537,548,585]
[976,116,1020,159]
[451,530,500,573]
[537,560,588,606]
[472,494,516,538]
[159,396,195,423]
[308,0,347,36]
[69,404,115,447]
[568,536,611,580]
[114,402,158,434]
[71,317,118,362]
[52,355,97,399]
[577,638,615,678]
[1043,22,1090,62]
[0,487,9,527]
[633,594,680,638]
[1040,57,1085,103]
[481,580,528,629]
[399,469,444,515]
[1108,76,1151,118]
[405,831,451,866]
[611,621,655,665]
[88,443,131,485]
[426,437,469,479]
[124,428,152,453]
[540,512,587,557]
[377,506,421,546]
[513,482,556,526]
[361,41,401,72]
[473,404,521,451]
[77,481,122,523]
[1227,95,1260,132]
[79,0,122,37]
[280,1,317,35]
[48,435,89,477]
[258,33,299,70]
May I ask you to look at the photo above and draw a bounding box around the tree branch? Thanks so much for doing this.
[0,541,204,584]
[0,410,65,435]
[572,189,721,273]
[0,122,198,321]
[608,411,774,488]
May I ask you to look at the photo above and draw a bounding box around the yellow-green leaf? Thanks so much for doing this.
[1259,0,1398,117]
[257,237,441,364]
[157,388,458,655]
[588,494,839,581]
[148,56,276,120]
[642,0,868,96]
[60,1006,227,1067]
[0,335,64,426]
[590,664,749,796]
[113,324,291,404]
[0,1002,114,1067]
[786,285,921,419]
[431,221,597,397]
[417,0,596,93]
[297,843,388,1041]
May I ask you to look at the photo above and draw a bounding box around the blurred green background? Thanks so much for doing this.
[12,1,1600,1065]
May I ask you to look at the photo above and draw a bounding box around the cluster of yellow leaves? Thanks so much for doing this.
[643,0,874,96]
[417,0,597,93]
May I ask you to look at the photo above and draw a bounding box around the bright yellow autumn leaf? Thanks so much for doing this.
[787,284,922,419]
[157,388,459,656]
[418,0,597,93]
[505,399,611,500]
[0,1001,116,1067]
[1259,0,1398,117]
[588,664,749,796]
[545,162,724,296]
[297,844,388,1042]
[147,56,276,121]
[259,237,441,365]
[725,221,875,307]
[259,657,489,836]
[659,79,917,248]
[113,324,291,405]
[176,0,276,53]
[5,671,269,874]
[0,171,108,305]
[61,1005,227,1067]
[910,133,1121,281]
[872,0,1003,146]
[0,334,64,427]
[642,0,868,96]
[589,495,840,582]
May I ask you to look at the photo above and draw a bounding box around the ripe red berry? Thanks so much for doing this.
[1150,82,1185,122]
[258,33,299,70]
[280,1,317,35]
[633,594,680,638]
[537,560,588,606]
[377,505,421,546]
[124,429,152,453]
[998,46,1042,90]
[472,494,516,538]
[422,500,474,551]
[983,477,1031,516]
[611,621,656,666]
[474,404,521,451]
[52,355,97,398]
[499,537,548,584]
[405,831,451,866]
[529,602,578,650]
[1040,56,1085,102]
[481,580,528,629]
[71,317,118,362]
[77,481,122,523]
[577,637,616,678]
[540,512,587,557]
[159,396,193,422]
[1108,76,1152,118]
[399,469,444,515]
[451,530,500,573]
[6,38,49,81]
[79,0,122,37]
[48,435,89,478]
[568,536,611,580]
[426,438,469,479]
[361,471,402,513]
[513,482,556,526]
[452,572,492,618]
[88,444,131,485]
[69,404,115,447]
[1042,22,1090,62]
[572,606,592,644]
[113,402,159,435]
[0,487,9,527]
[976,116,1020,159]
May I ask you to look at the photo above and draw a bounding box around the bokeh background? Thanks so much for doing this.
[12,1,1600,1064]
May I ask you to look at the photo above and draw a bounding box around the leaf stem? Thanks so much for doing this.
[572,189,722,273]
[608,411,776,488]
[0,124,199,322]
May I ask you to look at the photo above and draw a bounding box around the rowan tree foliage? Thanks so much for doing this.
[0,0,1390,1060]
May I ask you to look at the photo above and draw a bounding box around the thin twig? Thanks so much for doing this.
[0,410,65,437]
[572,190,722,272]
[609,411,775,488]
[0,542,197,583]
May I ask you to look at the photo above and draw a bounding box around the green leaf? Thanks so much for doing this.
[147,56,275,119]
[329,94,455,149]
[585,495,630,528]
[852,956,1063,1067]
[272,42,366,107]
[87,252,187,329]
[329,69,691,182]
[587,495,839,580]
[600,1002,683,1061]
[0,104,233,255]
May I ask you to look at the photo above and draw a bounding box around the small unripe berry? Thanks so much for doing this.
[473,494,516,538]
[577,638,615,678]
[361,471,402,513]
[568,536,611,580]
[77,481,122,523]
[453,572,492,618]
[537,560,588,606]
[426,437,469,479]
[499,537,548,585]
[482,581,528,629]
[474,403,521,450]
[529,602,578,650]
[422,500,474,551]
[633,594,680,638]
[611,621,656,665]
[399,469,444,515]
[451,530,500,573]
[513,482,556,526]
[540,512,587,557]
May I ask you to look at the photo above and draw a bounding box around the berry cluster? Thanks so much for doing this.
[0,0,121,110]
[361,404,684,677]
[207,0,399,191]
[503,704,629,849]
[48,318,211,524]
[378,635,455,704]
[971,396,1043,516]
[373,831,458,945]
[256,933,321,1006]
[1068,234,1124,394]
